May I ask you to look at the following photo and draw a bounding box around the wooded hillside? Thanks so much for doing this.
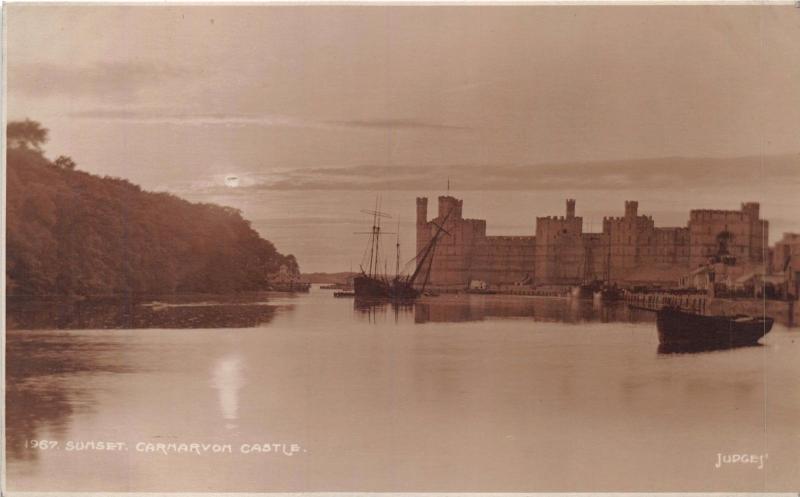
[6,125,298,296]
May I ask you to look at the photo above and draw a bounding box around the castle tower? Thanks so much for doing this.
[625,200,639,219]
[416,197,430,259]
[438,195,463,219]
[416,197,428,225]
[741,202,760,220]
[566,199,576,219]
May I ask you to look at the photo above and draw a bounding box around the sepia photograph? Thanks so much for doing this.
[3,2,800,494]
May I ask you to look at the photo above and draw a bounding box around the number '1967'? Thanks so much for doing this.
[26,440,59,450]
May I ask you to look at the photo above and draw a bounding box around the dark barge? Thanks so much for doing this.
[656,306,773,349]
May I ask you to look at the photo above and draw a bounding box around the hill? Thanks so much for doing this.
[6,146,298,296]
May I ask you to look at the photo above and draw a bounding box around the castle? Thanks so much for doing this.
[416,195,769,290]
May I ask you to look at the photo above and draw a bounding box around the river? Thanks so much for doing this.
[5,287,799,492]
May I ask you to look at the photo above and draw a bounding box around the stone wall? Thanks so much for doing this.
[472,236,536,285]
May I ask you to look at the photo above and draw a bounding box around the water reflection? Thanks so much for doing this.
[354,296,773,354]
[657,342,765,354]
[353,298,414,323]
[354,294,656,326]
[211,354,244,429]
[5,332,130,462]
[6,295,288,330]
[6,288,799,492]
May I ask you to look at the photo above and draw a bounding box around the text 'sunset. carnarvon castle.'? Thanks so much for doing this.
[416,195,769,290]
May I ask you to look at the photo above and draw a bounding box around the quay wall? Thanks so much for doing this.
[625,292,797,327]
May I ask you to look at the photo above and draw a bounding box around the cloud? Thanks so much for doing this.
[323,118,471,131]
[67,109,472,132]
[8,61,190,101]
[184,154,800,194]
[67,110,321,128]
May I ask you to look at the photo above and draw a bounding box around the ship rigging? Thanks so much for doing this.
[353,198,452,301]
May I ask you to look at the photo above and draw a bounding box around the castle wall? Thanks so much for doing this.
[416,195,769,289]
[471,236,536,285]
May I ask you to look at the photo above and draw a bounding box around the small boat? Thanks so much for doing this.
[334,291,355,298]
[656,306,773,349]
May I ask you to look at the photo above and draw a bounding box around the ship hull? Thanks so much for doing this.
[656,307,773,349]
[353,275,419,301]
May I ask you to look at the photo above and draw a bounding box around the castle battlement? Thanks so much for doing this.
[690,203,761,221]
[691,209,747,214]
[537,215,583,222]
[486,235,536,242]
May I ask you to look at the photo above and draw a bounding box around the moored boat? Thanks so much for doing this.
[352,201,452,302]
[656,306,773,349]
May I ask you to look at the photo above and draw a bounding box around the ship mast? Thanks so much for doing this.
[409,209,452,288]
[356,196,393,279]
[374,196,381,277]
[395,220,401,280]
[369,200,377,276]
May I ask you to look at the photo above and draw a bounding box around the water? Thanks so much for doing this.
[6,288,800,492]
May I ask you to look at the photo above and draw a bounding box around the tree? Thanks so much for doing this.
[7,119,49,151]
[54,155,77,170]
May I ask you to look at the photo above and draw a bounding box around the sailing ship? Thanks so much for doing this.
[593,235,623,301]
[572,235,622,301]
[353,202,452,301]
[572,243,603,299]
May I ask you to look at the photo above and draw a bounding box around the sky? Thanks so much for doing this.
[6,5,800,272]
